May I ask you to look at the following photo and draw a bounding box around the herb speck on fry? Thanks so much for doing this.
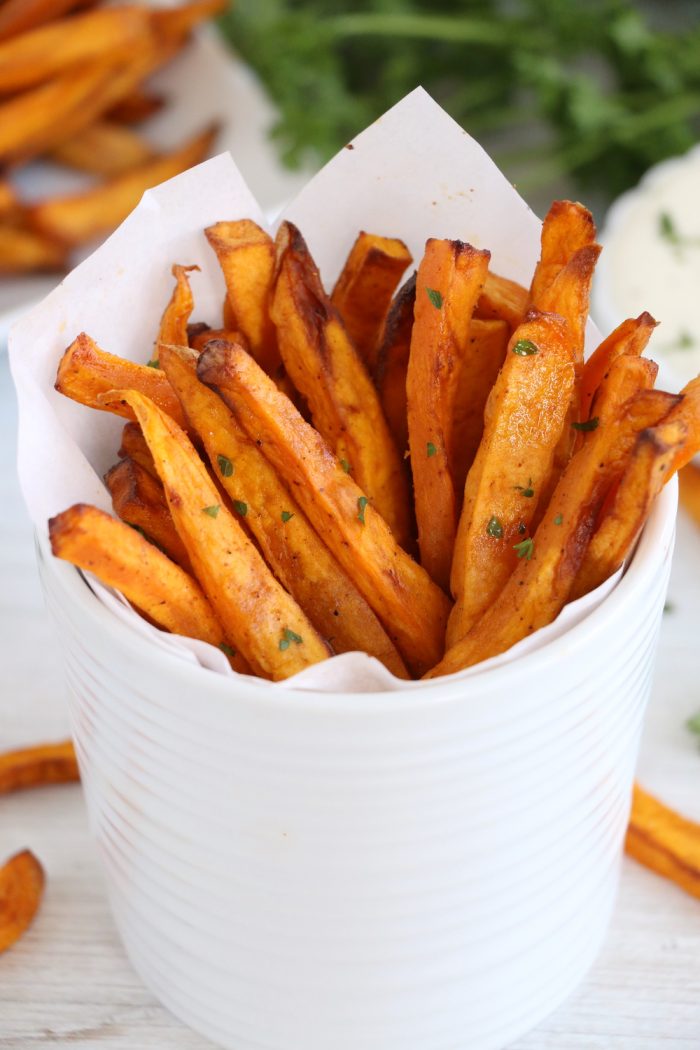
[340,458,351,473]
[281,510,294,522]
[219,643,236,658]
[513,537,534,560]
[202,504,220,518]
[426,287,443,309]
[279,627,303,651]
[217,454,234,477]
[486,516,503,539]
[427,441,437,457]
[515,477,534,497]
[512,339,538,356]
[572,417,599,432]
[554,513,563,525]
[233,500,248,517]
[146,359,160,369]
[357,496,369,524]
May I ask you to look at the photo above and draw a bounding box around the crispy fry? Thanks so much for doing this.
[374,273,415,455]
[108,87,165,125]
[580,313,657,423]
[680,463,700,528]
[159,343,408,676]
[105,457,193,573]
[189,326,248,353]
[0,741,78,794]
[476,270,528,331]
[431,386,677,677]
[330,231,412,371]
[30,126,217,248]
[50,120,154,177]
[407,239,490,588]
[55,332,187,429]
[536,244,601,364]
[153,264,198,361]
[152,0,226,43]
[106,388,330,680]
[0,6,152,95]
[0,0,90,43]
[663,375,700,472]
[529,200,597,307]
[0,224,66,276]
[118,421,157,477]
[204,220,279,375]
[447,311,575,647]
[196,341,451,678]
[0,851,44,954]
[626,785,700,900]
[272,221,412,548]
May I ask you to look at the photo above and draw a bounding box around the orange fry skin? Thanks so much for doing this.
[159,343,408,677]
[0,741,79,794]
[118,421,157,478]
[0,851,45,954]
[108,87,164,125]
[271,221,411,549]
[153,264,199,361]
[0,0,92,43]
[196,341,452,678]
[529,200,597,308]
[55,333,187,430]
[580,312,657,423]
[535,243,602,366]
[476,270,528,331]
[374,272,416,456]
[680,464,700,529]
[407,238,490,588]
[0,224,66,276]
[626,785,700,900]
[447,310,575,648]
[330,231,412,372]
[50,120,154,177]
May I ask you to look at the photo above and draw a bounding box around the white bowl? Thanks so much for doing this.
[35,471,677,1050]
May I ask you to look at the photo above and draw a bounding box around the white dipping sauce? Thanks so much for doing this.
[603,148,700,387]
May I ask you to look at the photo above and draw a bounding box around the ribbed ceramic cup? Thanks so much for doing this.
[37,479,677,1050]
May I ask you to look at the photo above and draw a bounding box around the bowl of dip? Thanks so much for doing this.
[593,143,700,394]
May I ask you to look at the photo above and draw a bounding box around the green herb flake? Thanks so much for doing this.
[217,454,234,478]
[426,287,443,309]
[340,458,351,473]
[659,211,680,246]
[572,416,599,432]
[687,712,700,736]
[512,339,539,356]
[233,500,248,517]
[554,513,563,526]
[281,510,294,522]
[663,601,675,614]
[486,515,503,539]
[513,536,535,560]
[146,358,160,369]
[427,441,437,457]
[279,627,303,651]
[357,495,369,524]
[202,504,220,518]
[219,643,236,659]
[515,477,534,498]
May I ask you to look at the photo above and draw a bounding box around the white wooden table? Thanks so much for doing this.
[1,350,699,1049]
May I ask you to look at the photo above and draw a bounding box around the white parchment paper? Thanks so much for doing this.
[9,88,611,692]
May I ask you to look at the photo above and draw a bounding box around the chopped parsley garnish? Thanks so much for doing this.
[513,537,534,560]
[146,358,160,369]
[571,417,599,432]
[486,516,503,539]
[219,643,236,659]
[217,454,234,477]
[279,627,303,651]
[514,477,534,498]
[427,441,437,457]
[357,495,369,524]
[340,458,352,473]
[426,287,443,309]
[658,212,700,258]
[554,513,563,525]
[281,510,294,522]
[512,339,538,356]
[233,500,248,517]
[202,504,220,518]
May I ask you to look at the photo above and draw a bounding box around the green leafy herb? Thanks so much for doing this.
[426,287,443,309]
[219,643,237,659]
[486,515,503,539]
[217,454,234,477]
[233,500,248,517]
[572,416,599,432]
[427,441,437,457]
[146,358,160,369]
[340,458,351,473]
[687,712,700,735]
[279,627,303,651]
[514,477,534,497]
[357,495,369,524]
[202,504,220,518]
[554,513,563,525]
[281,510,294,522]
[513,536,534,560]
[512,339,538,356]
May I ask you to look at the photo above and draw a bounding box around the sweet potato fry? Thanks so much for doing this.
[0,5,152,95]
[118,421,157,477]
[374,273,416,455]
[447,311,575,647]
[407,239,491,588]
[535,244,601,364]
[626,785,700,900]
[30,126,217,248]
[105,457,193,574]
[159,343,408,676]
[0,0,90,43]
[189,326,248,353]
[49,503,236,658]
[272,221,412,548]
[204,220,279,375]
[580,313,657,423]
[0,224,66,275]
[108,87,165,125]
[330,231,412,371]
[476,271,528,331]
[50,120,154,177]
[196,341,451,677]
[680,464,700,529]
[105,388,330,680]
[55,333,187,429]
[0,850,44,954]
[153,264,198,362]
[0,741,78,794]
[529,200,597,307]
[430,386,678,677]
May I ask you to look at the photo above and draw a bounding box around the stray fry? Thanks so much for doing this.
[154,264,199,360]
[50,120,154,177]
[0,850,44,954]
[529,200,597,308]
[626,785,700,900]
[0,741,78,794]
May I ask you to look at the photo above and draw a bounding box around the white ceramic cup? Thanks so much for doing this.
[37,477,677,1050]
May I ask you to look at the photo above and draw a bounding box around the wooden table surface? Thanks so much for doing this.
[1,351,699,1049]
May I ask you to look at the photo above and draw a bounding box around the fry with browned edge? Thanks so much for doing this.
[626,784,700,900]
[118,421,157,477]
[0,741,78,794]
[374,273,416,455]
[579,313,657,423]
[196,341,451,678]
[153,264,198,361]
[0,851,44,954]
[529,200,597,307]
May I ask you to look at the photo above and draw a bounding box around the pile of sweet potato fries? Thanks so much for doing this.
[0,0,223,276]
